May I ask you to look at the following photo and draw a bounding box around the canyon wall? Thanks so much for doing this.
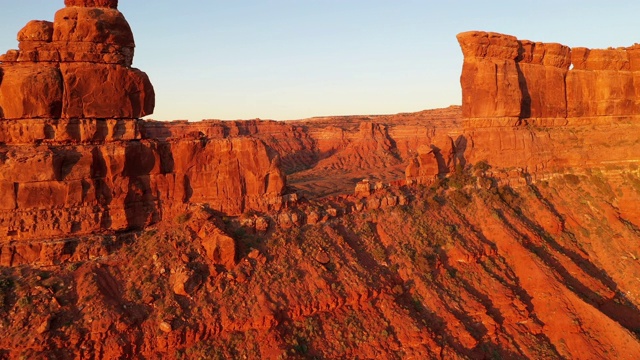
[457,31,640,119]
[457,31,640,177]
[4,7,640,266]
[0,1,287,263]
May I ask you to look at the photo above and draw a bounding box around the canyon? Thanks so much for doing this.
[0,2,639,359]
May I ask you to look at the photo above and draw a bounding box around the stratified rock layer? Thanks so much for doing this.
[0,2,288,252]
[0,2,151,118]
[457,31,640,119]
[455,31,640,180]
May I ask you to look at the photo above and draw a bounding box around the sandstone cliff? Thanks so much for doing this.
[0,1,288,263]
[456,31,640,180]
[457,31,640,119]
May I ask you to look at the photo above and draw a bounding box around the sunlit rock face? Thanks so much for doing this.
[457,30,640,119]
[0,1,287,261]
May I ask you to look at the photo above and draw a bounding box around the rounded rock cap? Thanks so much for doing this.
[65,0,118,8]
[17,20,54,42]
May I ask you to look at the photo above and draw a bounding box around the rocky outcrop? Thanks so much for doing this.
[0,2,288,256]
[457,31,640,119]
[313,122,401,172]
[198,222,236,271]
[405,134,468,183]
[140,119,317,175]
[567,46,640,117]
[456,31,640,180]
[457,32,524,119]
[0,3,153,118]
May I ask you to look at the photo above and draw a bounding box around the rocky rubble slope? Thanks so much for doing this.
[1,168,639,359]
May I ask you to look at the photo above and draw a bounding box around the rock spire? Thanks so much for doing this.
[0,0,154,119]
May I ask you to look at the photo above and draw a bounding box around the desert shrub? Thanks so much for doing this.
[563,174,581,185]
[184,341,221,359]
[449,189,472,208]
[175,212,191,224]
[371,244,387,262]
[402,243,417,261]
[0,277,14,307]
[625,173,640,193]
[448,164,474,189]
[425,194,446,211]
[477,176,494,189]
[588,172,616,199]
[66,262,81,272]
[496,185,523,210]
[16,296,30,309]
[0,277,12,292]
[472,160,491,173]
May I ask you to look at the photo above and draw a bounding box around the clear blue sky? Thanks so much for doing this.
[1,1,639,121]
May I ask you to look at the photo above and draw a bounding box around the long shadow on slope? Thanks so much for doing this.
[494,206,640,334]
[448,205,547,327]
[520,184,640,333]
[428,207,561,358]
[438,251,561,359]
[333,223,483,358]
[527,184,566,226]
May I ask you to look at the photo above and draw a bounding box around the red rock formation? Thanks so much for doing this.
[458,31,640,119]
[0,3,151,117]
[198,222,236,270]
[457,31,640,182]
[457,32,522,118]
[405,134,465,184]
[516,40,571,118]
[312,122,400,172]
[567,46,640,117]
[0,2,288,255]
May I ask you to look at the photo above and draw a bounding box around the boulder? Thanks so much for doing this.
[355,180,373,197]
[315,250,330,265]
[53,7,133,46]
[198,222,236,270]
[60,63,154,119]
[17,20,54,42]
[0,65,63,119]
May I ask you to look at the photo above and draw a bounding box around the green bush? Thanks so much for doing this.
[473,160,491,173]
[449,189,472,208]
[448,164,474,189]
